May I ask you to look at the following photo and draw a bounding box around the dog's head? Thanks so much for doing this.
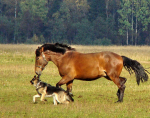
[30,75,40,86]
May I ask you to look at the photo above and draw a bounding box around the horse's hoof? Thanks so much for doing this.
[115,100,123,103]
[69,92,74,97]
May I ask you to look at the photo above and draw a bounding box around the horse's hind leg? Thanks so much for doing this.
[116,89,120,100]
[105,74,126,102]
[116,77,127,102]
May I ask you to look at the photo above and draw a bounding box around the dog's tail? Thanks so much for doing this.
[122,56,149,85]
[66,92,74,102]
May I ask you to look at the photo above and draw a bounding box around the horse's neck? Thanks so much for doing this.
[46,51,63,67]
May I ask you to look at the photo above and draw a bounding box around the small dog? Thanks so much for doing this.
[30,75,74,105]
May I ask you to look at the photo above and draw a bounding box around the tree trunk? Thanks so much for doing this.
[14,0,17,43]
[127,29,128,45]
[105,0,109,38]
[131,1,133,45]
[135,16,137,45]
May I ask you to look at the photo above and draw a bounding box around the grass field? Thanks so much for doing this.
[0,44,150,118]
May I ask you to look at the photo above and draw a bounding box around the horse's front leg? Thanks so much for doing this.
[56,75,74,89]
[66,80,74,96]
[116,77,127,102]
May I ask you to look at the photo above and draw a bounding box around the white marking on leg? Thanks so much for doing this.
[54,93,61,103]
[53,95,57,105]
[33,94,40,102]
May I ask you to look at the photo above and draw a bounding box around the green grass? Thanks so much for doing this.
[0,44,150,118]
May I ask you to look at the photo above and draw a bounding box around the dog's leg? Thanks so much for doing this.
[33,94,40,103]
[40,93,46,102]
[53,95,58,105]
[43,94,56,105]
[61,94,70,104]
[54,92,70,105]
[40,87,48,102]
[53,93,63,105]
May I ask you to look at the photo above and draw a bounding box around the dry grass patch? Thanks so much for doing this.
[0,44,150,118]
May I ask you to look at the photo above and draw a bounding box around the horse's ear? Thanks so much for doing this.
[40,47,44,53]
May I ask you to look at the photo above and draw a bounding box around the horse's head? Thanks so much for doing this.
[35,43,75,75]
[35,46,48,75]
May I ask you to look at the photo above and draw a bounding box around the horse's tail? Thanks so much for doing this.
[121,56,149,85]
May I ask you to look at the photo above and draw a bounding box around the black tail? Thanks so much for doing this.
[121,56,149,85]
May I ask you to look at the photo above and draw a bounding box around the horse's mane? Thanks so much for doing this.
[55,43,75,51]
[36,43,75,56]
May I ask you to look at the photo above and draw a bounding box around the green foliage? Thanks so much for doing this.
[93,16,107,39]
[117,0,132,34]
[0,15,13,43]
[118,0,150,45]
[73,19,94,45]
[0,35,3,43]
[88,0,105,21]
[32,34,39,43]
[0,0,150,45]
[20,0,48,21]
[39,35,45,44]
[93,38,111,45]
[137,1,150,31]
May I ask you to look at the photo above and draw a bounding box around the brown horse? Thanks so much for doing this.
[35,43,149,102]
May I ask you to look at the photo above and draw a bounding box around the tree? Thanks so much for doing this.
[0,0,150,45]
[32,34,39,43]
[0,0,20,43]
[134,0,150,45]
[50,0,91,44]
[19,0,48,41]
[118,0,150,45]
[47,0,62,18]
[88,0,105,21]
[118,0,132,45]
[73,18,95,44]
[0,15,13,43]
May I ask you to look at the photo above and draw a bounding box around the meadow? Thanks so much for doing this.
[0,44,150,118]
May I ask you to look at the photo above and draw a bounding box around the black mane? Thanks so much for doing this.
[36,43,75,57]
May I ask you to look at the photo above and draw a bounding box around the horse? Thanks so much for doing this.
[35,43,149,102]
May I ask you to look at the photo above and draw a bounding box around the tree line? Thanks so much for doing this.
[0,0,150,45]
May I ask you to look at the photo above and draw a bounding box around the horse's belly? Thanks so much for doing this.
[75,69,106,80]
[75,75,102,81]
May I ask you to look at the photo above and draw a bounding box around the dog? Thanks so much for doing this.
[30,75,74,105]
